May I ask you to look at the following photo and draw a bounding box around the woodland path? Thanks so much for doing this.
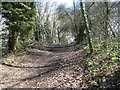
[1,44,85,88]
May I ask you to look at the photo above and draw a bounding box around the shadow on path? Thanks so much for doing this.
[2,44,84,88]
[30,44,77,53]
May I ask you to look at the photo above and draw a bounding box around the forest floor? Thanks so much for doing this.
[1,44,88,89]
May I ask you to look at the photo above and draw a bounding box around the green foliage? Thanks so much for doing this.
[83,42,120,89]
[2,2,36,51]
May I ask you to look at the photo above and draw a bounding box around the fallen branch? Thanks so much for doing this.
[0,62,53,68]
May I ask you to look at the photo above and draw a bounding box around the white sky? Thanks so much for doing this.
[56,0,73,7]
[55,0,119,5]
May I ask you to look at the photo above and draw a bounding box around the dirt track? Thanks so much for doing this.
[1,44,85,88]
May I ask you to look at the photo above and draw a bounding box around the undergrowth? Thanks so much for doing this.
[83,41,120,89]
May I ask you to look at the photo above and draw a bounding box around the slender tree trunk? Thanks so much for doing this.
[104,2,109,48]
[118,1,120,55]
[0,3,1,41]
[80,1,93,53]
[58,29,61,44]
[34,17,39,41]
[73,0,78,32]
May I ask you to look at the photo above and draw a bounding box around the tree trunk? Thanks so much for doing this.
[103,2,109,48]
[118,1,120,55]
[8,30,17,52]
[73,0,78,32]
[58,29,61,44]
[80,1,93,53]
[34,17,40,41]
